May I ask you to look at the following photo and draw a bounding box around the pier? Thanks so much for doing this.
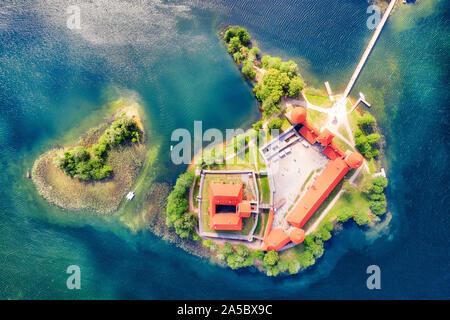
[342,0,397,99]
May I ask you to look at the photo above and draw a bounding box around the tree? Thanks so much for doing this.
[252,121,263,132]
[263,250,279,267]
[236,244,249,258]
[298,250,315,269]
[261,96,281,116]
[369,200,387,215]
[228,36,241,54]
[357,113,375,130]
[267,117,283,130]
[277,259,289,273]
[337,207,354,222]
[261,55,282,69]
[241,60,256,79]
[288,260,300,274]
[173,212,197,238]
[224,28,236,42]
[249,46,260,56]
[233,52,245,63]
[227,253,246,269]
[287,77,304,97]
[304,235,324,258]
[279,60,299,78]
[367,133,381,144]
[236,27,251,46]
[217,242,234,261]
[252,249,265,260]
[353,210,371,226]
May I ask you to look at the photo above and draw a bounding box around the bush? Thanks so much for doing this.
[236,27,251,46]
[252,121,263,132]
[337,207,354,222]
[217,242,234,261]
[53,114,140,180]
[304,235,324,258]
[353,210,371,226]
[262,250,279,267]
[233,52,245,63]
[267,117,283,130]
[317,226,332,241]
[173,212,197,239]
[224,28,236,42]
[298,250,315,269]
[288,260,301,274]
[252,249,265,260]
[241,60,256,79]
[357,113,376,131]
[278,259,289,273]
[228,36,242,54]
[166,170,195,227]
[287,77,304,97]
[279,60,299,78]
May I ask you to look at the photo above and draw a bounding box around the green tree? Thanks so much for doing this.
[367,133,381,144]
[233,51,245,63]
[369,200,387,215]
[216,242,234,261]
[236,27,251,46]
[252,121,263,132]
[173,212,197,239]
[288,260,300,274]
[298,250,315,269]
[357,113,376,131]
[224,28,236,42]
[337,207,354,222]
[252,249,265,260]
[241,60,256,79]
[236,244,249,258]
[277,259,289,273]
[267,117,283,130]
[228,36,241,54]
[353,210,371,226]
[262,250,279,267]
[287,77,304,97]
[279,60,299,78]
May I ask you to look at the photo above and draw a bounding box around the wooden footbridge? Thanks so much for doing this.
[342,0,397,99]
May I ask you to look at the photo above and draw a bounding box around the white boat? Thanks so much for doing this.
[126,191,135,200]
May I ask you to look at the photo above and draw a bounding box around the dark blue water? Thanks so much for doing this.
[0,0,448,299]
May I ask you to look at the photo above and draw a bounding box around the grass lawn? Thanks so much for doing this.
[255,210,270,236]
[306,108,328,128]
[332,136,354,152]
[338,124,351,142]
[257,176,270,203]
[281,116,292,132]
[305,93,333,108]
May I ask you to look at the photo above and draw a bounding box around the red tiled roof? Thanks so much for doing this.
[286,158,349,228]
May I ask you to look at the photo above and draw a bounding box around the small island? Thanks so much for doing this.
[32,99,146,214]
[164,25,390,276]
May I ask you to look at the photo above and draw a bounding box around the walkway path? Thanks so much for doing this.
[343,0,397,98]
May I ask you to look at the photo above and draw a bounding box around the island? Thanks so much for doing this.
[32,99,147,214]
[165,25,389,276]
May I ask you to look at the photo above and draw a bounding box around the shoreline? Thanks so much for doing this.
[165,25,390,276]
[32,100,147,215]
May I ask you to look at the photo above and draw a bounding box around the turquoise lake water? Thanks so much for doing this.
[0,0,448,299]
